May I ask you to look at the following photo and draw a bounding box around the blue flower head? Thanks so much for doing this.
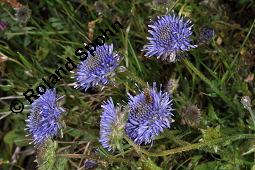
[83,160,97,169]
[99,98,125,151]
[25,89,65,146]
[198,26,214,45]
[143,14,197,62]
[75,44,121,91]
[125,83,174,145]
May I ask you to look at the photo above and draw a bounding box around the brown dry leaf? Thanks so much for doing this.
[0,55,7,76]
[0,63,6,76]
[244,73,254,82]
[240,48,246,56]
[216,36,222,45]
[87,18,102,41]
[0,0,23,8]
[243,49,255,68]
[0,55,8,63]
[88,21,96,41]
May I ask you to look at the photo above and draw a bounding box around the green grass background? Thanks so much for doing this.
[0,0,255,169]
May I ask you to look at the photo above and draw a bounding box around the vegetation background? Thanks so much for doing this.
[0,0,255,169]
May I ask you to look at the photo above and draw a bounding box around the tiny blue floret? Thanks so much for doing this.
[125,83,174,145]
[144,14,197,62]
[75,44,121,91]
[26,89,65,146]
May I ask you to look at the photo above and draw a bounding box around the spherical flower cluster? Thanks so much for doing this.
[180,105,201,128]
[75,44,121,91]
[83,160,97,169]
[15,6,31,23]
[125,83,174,145]
[143,14,197,62]
[198,26,215,45]
[99,98,125,151]
[25,89,65,146]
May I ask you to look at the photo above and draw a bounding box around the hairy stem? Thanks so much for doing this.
[126,134,255,157]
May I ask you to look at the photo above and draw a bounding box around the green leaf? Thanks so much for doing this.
[36,47,50,61]
[194,161,220,170]
[4,130,25,151]
[17,52,33,69]
[54,157,68,170]
[141,158,162,170]
[37,139,58,170]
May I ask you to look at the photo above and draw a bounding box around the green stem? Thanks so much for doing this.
[5,31,71,36]
[126,134,255,157]
[124,136,146,159]
[169,0,180,10]
[57,153,129,164]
